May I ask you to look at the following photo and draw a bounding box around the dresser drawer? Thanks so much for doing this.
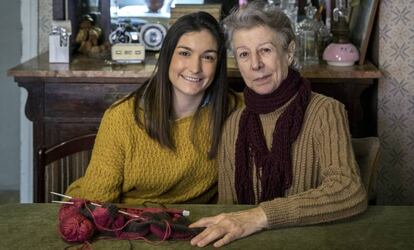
[44,83,140,118]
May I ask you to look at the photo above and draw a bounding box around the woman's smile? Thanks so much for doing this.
[181,74,204,83]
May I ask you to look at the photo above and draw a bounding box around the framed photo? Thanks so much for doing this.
[169,4,221,26]
[349,0,380,65]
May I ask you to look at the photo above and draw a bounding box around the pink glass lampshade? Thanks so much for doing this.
[323,42,359,66]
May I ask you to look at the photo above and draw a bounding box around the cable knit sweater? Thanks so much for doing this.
[66,97,217,205]
[218,93,368,228]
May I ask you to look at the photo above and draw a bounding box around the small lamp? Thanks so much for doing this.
[323,0,359,66]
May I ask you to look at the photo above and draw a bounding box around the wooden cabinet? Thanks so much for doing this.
[8,52,382,202]
[16,78,140,146]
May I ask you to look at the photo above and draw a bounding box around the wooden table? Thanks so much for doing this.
[8,52,382,202]
[0,204,412,249]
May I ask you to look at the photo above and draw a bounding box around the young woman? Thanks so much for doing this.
[65,11,238,204]
[190,2,367,247]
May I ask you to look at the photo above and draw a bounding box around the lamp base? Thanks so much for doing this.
[323,43,359,67]
[326,61,356,67]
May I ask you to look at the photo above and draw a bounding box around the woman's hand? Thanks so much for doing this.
[189,207,268,247]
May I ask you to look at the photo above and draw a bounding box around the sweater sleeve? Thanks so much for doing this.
[65,107,126,203]
[259,99,368,228]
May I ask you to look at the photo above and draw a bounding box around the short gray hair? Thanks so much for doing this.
[223,1,295,53]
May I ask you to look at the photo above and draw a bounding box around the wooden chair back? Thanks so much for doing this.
[351,137,380,204]
[37,134,96,202]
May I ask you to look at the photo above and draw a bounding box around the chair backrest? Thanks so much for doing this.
[38,134,96,203]
[351,137,380,204]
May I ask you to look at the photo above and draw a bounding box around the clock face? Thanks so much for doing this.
[140,24,166,51]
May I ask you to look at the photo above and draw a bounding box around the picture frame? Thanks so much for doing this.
[348,0,380,65]
[52,0,111,44]
[169,4,222,26]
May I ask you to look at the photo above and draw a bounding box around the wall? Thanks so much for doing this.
[36,0,414,204]
[0,0,22,190]
[377,0,414,204]
[38,0,52,53]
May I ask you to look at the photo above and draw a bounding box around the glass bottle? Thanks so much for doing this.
[317,22,331,61]
[283,0,298,30]
[296,2,319,65]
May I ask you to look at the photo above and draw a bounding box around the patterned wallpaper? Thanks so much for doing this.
[38,0,53,54]
[37,0,414,204]
[377,0,414,205]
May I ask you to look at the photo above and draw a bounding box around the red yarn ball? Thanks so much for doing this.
[60,213,95,243]
[92,206,112,230]
[59,205,81,222]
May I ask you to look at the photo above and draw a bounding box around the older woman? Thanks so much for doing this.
[190,2,367,247]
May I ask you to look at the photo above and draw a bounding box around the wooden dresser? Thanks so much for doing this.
[8,52,382,202]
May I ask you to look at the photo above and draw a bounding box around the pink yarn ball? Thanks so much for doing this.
[59,205,81,222]
[59,214,95,243]
[92,206,112,230]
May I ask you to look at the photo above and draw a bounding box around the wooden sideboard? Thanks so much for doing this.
[8,52,382,202]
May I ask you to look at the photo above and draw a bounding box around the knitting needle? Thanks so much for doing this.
[50,192,190,217]
[50,192,139,218]
[52,199,139,218]
[51,191,71,199]
[52,200,73,204]
[51,191,108,208]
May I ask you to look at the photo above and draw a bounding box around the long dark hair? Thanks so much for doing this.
[117,11,237,159]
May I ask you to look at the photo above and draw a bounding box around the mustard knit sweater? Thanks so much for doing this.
[66,97,217,205]
[218,93,368,228]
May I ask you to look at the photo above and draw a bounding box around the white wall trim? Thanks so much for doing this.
[20,0,38,203]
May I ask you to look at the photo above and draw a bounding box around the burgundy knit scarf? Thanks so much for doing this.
[235,69,311,204]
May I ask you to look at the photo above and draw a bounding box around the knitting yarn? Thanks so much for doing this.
[59,213,95,242]
[91,206,114,229]
[170,218,204,239]
[58,204,80,222]
[118,220,150,238]
[150,220,172,240]
[59,198,88,222]
[58,198,203,244]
